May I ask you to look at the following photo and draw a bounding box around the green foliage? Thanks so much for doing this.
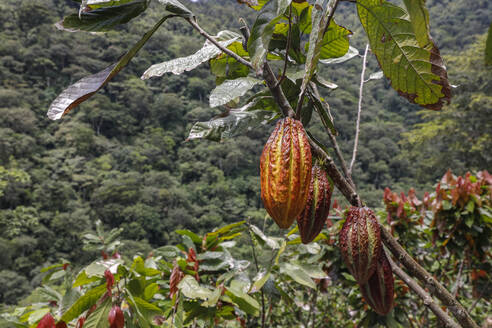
[0,0,491,321]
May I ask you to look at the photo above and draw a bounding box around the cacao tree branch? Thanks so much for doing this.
[308,137,479,328]
[381,228,479,328]
[186,10,479,328]
[349,44,369,174]
[385,250,461,328]
[186,17,253,69]
[263,63,296,118]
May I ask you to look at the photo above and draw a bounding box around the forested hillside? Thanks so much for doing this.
[0,0,490,306]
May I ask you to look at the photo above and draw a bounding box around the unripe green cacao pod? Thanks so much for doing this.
[296,165,333,244]
[260,117,312,229]
[339,206,381,284]
[359,250,394,315]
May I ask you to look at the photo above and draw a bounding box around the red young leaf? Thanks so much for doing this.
[55,321,67,328]
[104,270,114,296]
[37,313,55,328]
[76,317,85,328]
[108,306,124,328]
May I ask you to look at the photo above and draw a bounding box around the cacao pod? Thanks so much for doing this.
[359,250,394,315]
[296,165,333,244]
[108,305,124,328]
[260,117,312,229]
[339,206,381,284]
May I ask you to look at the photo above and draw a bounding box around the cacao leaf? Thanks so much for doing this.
[47,14,172,120]
[84,298,111,328]
[187,100,278,142]
[247,0,292,71]
[142,38,238,78]
[56,0,148,32]
[209,77,263,108]
[357,0,451,109]
[320,45,359,65]
[280,263,316,289]
[60,284,106,323]
[157,0,193,17]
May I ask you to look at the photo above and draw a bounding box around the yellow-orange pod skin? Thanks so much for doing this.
[260,118,312,229]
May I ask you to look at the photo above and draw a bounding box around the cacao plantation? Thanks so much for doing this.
[0,0,491,327]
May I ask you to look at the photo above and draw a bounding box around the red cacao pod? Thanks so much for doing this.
[260,118,312,229]
[108,305,124,328]
[339,206,381,284]
[296,165,333,244]
[359,250,394,315]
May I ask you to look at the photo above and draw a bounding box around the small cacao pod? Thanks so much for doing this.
[359,250,394,315]
[108,305,124,328]
[260,117,312,229]
[296,165,333,244]
[339,206,381,284]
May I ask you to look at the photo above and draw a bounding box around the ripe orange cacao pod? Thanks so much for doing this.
[359,250,394,315]
[339,206,381,284]
[296,165,333,244]
[108,305,124,328]
[260,117,312,229]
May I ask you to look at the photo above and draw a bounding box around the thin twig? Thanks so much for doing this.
[276,5,293,87]
[186,17,253,69]
[451,259,464,296]
[386,251,461,328]
[349,44,369,174]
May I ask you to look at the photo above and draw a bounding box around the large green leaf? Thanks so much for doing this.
[178,275,214,301]
[57,0,148,32]
[47,14,171,120]
[304,21,351,60]
[225,284,260,316]
[142,37,239,78]
[319,45,359,65]
[209,77,263,107]
[247,0,292,71]
[187,100,278,142]
[279,263,316,289]
[486,22,492,66]
[300,0,339,95]
[60,284,106,323]
[357,0,451,110]
[82,297,111,328]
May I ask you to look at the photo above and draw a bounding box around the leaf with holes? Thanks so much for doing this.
[357,0,451,110]
[187,101,278,142]
[209,77,263,107]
